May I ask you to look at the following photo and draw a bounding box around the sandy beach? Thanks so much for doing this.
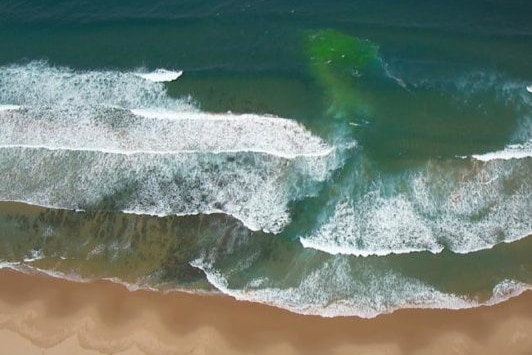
[0,269,530,355]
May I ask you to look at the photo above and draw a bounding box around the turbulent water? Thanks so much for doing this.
[0,0,531,318]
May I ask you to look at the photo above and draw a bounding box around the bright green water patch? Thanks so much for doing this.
[302,29,525,165]
[304,29,380,121]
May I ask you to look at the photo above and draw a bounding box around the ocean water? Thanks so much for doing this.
[0,0,531,317]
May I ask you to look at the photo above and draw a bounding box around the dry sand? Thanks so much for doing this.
[0,268,531,355]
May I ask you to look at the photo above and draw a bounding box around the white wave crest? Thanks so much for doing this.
[134,69,183,82]
[0,61,337,233]
[470,141,532,161]
[0,105,22,111]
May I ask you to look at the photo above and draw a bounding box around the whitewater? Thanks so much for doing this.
[0,62,531,319]
[0,62,337,234]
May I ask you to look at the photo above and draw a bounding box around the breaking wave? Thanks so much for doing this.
[300,158,531,256]
[469,141,532,162]
[0,61,337,233]
[191,257,531,318]
[134,68,183,82]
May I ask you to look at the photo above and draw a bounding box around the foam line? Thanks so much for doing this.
[0,143,334,160]
[121,208,263,232]
[299,236,444,257]
[0,111,331,159]
[0,107,331,160]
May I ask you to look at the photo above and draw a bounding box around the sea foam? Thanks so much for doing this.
[191,257,530,318]
[300,159,532,256]
[0,62,336,233]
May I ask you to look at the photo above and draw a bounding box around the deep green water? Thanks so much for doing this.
[0,0,531,317]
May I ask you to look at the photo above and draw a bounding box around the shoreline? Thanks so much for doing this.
[0,269,531,354]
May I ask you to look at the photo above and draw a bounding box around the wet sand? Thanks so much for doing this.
[0,268,531,355]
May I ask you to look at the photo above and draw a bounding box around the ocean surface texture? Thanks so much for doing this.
[0,0,531,317]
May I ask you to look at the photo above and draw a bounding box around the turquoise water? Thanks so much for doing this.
[0,1,531,317]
